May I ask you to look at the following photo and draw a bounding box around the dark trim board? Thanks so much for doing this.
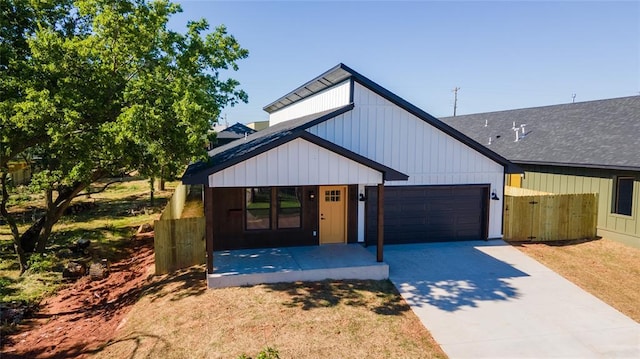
[205,187,215,274]
[366,184,490,245]
[347,184,358,243]
[183,105,356,184]
[514,160,640,172]
[262,63,520,175]
[182,105,409,185]
[298,133,408,181]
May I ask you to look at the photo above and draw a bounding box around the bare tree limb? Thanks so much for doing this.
[72,179,123,199]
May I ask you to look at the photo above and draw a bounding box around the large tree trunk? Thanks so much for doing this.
[21,174,103,253]
[1,172,28,273]
[19,216,45,253]
[34,183,89,253]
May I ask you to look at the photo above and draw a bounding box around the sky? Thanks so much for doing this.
[168,0,640,125]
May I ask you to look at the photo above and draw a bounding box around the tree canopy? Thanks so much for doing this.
[0,0,248,271]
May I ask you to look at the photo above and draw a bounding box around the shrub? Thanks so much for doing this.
[237,347,280,359]
[27,253,58,273]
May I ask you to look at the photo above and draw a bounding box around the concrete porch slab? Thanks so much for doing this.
[208,244,388,288]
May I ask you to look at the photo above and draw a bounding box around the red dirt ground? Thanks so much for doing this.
[1,234,156,359]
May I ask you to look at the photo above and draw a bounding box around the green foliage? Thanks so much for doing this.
[238,347,280,359]
[26,253,58,273]
[0,0,248,264]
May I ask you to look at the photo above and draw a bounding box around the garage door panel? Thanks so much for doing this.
[458,217,482,225]
[366,185,488,244]
[386,217,427,226]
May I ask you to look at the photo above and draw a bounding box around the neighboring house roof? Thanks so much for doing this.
[183,104,409,184]
[443,96,640,171]
[216,122,257,140]
[263,63,520,174]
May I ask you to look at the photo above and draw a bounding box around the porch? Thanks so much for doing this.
[208,244,389,288]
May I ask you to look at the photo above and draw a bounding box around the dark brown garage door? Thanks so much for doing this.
[366,185,489,245]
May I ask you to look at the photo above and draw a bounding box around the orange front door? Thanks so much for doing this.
[319,186,347,244]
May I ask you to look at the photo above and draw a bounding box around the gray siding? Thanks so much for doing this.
[521,165,640,247]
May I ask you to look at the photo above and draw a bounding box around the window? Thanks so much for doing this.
[277,187,302,228]
[325,189,341,202]
[245,187,303,230]
[613,177,634,216]
[246,187,271,230]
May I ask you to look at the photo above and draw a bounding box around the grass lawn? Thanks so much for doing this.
[93,270,447,359]
[509,238,640,322]
[3,179,446,358]
[0,177,175,308]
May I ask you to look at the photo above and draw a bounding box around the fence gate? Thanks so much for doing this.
[504,191,598,241]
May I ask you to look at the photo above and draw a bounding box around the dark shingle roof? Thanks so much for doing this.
[216,122,257,140]
[443,96,640,171]
[183,104,409,184]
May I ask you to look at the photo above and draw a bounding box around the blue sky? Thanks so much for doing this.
[169,0,640,125]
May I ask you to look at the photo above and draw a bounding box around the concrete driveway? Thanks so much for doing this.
[382,240,640,358]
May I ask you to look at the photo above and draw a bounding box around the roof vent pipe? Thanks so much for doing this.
[514,128,520,142]
[485,119,488,127]
[512,121,516,130]
[520,124,526,134]
[488,137,492,145]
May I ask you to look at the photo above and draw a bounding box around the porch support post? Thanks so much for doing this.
[376,183,384,262]
[205,187,214,274]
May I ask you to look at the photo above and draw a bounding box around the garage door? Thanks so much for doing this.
[365,185,488,244]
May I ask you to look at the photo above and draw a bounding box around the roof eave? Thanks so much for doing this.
[299,132,409,181]
[514,160,640,172]
[343,65,521,175]
[182,105,357,184]
[263,63,352,113]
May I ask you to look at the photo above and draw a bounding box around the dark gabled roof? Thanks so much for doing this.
[183,104,409,184]
[442,96,640,171]
[264,63,520,173]
[216,122,257,140]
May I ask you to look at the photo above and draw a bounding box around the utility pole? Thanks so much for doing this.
[452,87,460,116]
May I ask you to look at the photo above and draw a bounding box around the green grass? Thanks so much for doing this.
[0,177,176,308]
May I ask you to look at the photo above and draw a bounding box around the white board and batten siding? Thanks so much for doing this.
[269,80,351,126]
[208,138,382,187]
[306,82,506,238]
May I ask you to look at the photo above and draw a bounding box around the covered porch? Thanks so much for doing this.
[208,243,388,288]
[181,118,409,287]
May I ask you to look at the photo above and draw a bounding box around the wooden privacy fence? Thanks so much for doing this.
[154,184,206,274]
[504,188,598,241]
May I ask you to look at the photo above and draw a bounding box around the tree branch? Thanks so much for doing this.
[72,179,122,199]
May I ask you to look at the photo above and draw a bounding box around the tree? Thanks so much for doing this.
[0,0,248,272]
